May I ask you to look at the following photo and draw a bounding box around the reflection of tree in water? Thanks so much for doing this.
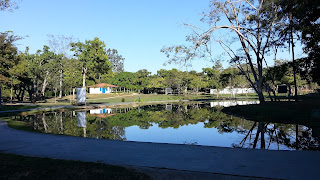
[86,115,126,140]
[14,111,126,140]
[229,121,320,151]
[12,103,320,150]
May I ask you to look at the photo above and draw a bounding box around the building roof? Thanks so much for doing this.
[88,83,117,88]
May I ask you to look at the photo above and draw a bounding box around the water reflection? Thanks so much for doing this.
[210,100,259,107]
[77,111,86,137]
[10,101,320,151]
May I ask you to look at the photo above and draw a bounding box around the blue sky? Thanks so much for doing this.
[1,0,305,74]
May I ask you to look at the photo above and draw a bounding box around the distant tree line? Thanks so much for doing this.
[0,30,317,103]
[0,33,125,103]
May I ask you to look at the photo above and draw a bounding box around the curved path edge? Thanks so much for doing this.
[1,121,320,179]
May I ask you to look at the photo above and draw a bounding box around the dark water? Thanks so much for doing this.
[10,101,320,151]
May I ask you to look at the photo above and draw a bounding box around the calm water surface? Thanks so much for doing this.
[11,101,320,151]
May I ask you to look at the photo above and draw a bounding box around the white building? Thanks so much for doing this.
[90,108,113,114]
[88,83,117,94]
[210,87,256,95]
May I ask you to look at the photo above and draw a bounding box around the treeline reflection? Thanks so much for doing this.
[11,103,320,151]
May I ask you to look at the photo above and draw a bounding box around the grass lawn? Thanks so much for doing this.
[222,93,320,126]
[86,93,259,104]
[86,94,184,103]
[0,153,150,180]
[0,117,40,132]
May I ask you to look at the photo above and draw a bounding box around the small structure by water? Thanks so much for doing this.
[210,87,256,95]
[76,88,86,105]
[88,83,117,94]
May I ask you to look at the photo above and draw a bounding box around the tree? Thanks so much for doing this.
[111,72,137,92]
[26,45,56,101]
[0,32,21,104]
[63,58,82,98]
[265,60,307,99]
[71,38,112,87]
[135,69,151,92]
[107,48,125,73]
[282,0,320,85]
[202,61,224,94]
[162,0,281,103]
[0,0,18,11]
[47,35,75,98]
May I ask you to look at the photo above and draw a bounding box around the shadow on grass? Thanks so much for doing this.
[0,153,150,180]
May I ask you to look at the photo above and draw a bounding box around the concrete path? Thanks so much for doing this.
[0,121,319,179]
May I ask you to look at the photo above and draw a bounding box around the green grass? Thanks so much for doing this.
[0,117,38,132]
[86,94,184,103]
[86,93,259,104]
[0,153,150,180]
[222,94,320,126]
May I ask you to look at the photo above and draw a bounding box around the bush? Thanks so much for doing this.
[134,99,144,102]
[121,98,125,102]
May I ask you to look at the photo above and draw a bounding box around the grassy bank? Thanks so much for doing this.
[1,93,259,113]
[222,94,320,126]
[0,153,150,180]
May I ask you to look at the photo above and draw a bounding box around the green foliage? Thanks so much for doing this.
[107,48,125,73]
[0,31,21,83]
[265,60,307,87]
[0,0,17,11]
[71,37,112,86]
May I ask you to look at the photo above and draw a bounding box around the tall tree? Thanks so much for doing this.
[162,0,281,103]
[71,37,112,87]
[0,32,21,104]
[47,35,75,98]
[282,0,320,85]
[107,48,125,73]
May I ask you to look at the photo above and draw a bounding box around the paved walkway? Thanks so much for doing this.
[0,121,319,179]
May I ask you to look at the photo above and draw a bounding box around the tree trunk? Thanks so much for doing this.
[54,86,57,104]
[41,71,49,97]
[259,122,266,149]
[10,81,13,103]
[290,12,298,102]
[42,113,48,133]
[59,69,63,99]
[256,75,265,103]
[72,88,75,100]
[288,85,291,101]
[82,67,87,87]
[32,75,37,102]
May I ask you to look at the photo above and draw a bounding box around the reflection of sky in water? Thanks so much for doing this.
[125,122,292,150]
[126,122,237,146]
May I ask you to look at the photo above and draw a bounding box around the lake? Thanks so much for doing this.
[10,101,320,151]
